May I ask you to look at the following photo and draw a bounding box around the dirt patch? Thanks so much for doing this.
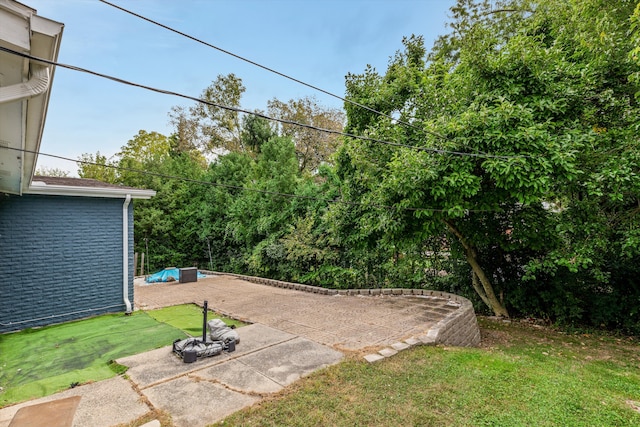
[339,345,388,360]
[626,400,640,414]
[478,326,513,348]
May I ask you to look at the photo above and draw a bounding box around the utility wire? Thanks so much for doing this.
[0,46,527,160]
[98,0,451,143]
[4,145,501,214]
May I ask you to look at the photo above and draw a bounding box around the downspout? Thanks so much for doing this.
[123,194,132,314]
[0,65,50,104]
[0,64,51,195]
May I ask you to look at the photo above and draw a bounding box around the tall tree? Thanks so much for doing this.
[240,113,276,153]
[170,73,246,154]
[116,130,172,187]
[35,167,70,177]
[132,152,208,271]
[337,0,639,318]
[77,151,117,183]
[268,96,345,172]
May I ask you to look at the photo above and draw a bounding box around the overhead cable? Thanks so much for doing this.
[2,145,501,214]
[97,0,450,143]
[0,46,527,160]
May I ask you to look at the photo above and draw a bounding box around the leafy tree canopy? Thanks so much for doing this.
[169,73,246,154]
[268,96,345,172]
[35,167,70,178]
[77,151,117,183]
[337,0,639,317]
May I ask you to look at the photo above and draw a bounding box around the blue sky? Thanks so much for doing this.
[27,0,456,174]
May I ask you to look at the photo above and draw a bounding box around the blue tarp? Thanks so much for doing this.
[145,268,207,283]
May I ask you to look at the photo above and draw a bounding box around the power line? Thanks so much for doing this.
[4,145,501,214]
[0,46,527,160]
[97,0,451,144]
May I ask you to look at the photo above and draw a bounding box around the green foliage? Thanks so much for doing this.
[80,1,640,332]
[117,130,173,187]
[221,319,640,426]
[170,73,246,154]
[77,151,117,183]
[240,113,275,153]
[132,153,208,271]
[34,167,70,177]
[268,96,345,172]
[329,0,640,323]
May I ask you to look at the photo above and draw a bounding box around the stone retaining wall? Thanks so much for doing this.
[202,270,481,348]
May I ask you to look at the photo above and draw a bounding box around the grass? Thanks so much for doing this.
[146,303,245,336]
[0,304,245,407]
[218,318,640,427]
[3,309,639,426]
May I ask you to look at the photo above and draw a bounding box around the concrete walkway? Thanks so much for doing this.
[0,274,480,427]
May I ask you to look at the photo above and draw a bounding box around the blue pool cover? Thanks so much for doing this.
[145,268,207,283]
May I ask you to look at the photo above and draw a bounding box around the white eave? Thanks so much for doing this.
[0,0,64,195]
[26,180,156,199]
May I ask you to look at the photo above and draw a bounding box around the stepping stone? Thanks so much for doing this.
[405,337,421,346]
[364,354,385,363]
[391,342,410,351]
[378,348,398,357]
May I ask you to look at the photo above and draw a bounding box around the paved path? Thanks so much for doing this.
[1,274,478,427]
[0,324,344,427]
[135,274,459,352]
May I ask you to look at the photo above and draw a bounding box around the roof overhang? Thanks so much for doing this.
[25,180,156,199]
[0,0,63,195]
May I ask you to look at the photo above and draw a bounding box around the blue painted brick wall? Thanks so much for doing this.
[0,194,135,333]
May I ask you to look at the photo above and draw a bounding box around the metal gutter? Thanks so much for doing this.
[0,64,50,105]
[25,181,156,199]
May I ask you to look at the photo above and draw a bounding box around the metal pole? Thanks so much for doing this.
[145,237,150,275]
[206,237,213,270]
[202,300,208,343]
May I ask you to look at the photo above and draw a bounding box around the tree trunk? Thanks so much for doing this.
[443,219,509,317]
[471,271,491,308]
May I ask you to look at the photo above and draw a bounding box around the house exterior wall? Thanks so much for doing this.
[0,194,134,333]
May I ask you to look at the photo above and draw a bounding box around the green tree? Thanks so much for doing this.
[519,0,640,329]
[35,167,70,177]
[132,152,208,271]
[226,136,299,248]
[240,113,276,153]
[77,151,117,183]
[199,151,254,271]
[337,0,639,319]
[116,130,172,187]
[268,96,345,172]
[170,73,246,154]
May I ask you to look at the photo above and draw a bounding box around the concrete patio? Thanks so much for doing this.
[0,274,480,427]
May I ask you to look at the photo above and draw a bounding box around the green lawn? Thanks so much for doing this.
[3,310,639,426]
[0,305,244,407]
[146,303,245,336]
[218,318,640,427]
